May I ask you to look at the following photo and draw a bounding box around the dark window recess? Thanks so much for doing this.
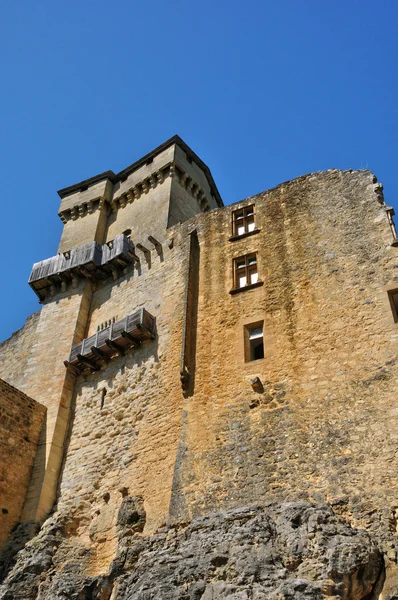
[233,253,259,289]
[232,205,255,236]
[388,290,398,322]
[245,323,264,362]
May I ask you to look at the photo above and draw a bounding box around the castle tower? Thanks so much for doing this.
[1,136,222,532]
[2,140,398,596]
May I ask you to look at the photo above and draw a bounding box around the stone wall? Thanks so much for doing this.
[0,312,40,390]
[169,169,398,540]
[0,380,46,549]
[2,165,398,597]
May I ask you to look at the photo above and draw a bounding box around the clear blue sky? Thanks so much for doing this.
[1,0,397,341]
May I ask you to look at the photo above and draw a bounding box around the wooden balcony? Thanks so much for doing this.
[64,308,156,373]
[29,234,139,300]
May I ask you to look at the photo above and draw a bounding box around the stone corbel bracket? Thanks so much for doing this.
[112,162,212,213]
[58,162,214,223]
[59,196,109,224]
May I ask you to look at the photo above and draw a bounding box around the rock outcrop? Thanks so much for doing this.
[0,501,393,599]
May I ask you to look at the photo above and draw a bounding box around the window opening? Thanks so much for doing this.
[388,290,398,323]
[234,253,258,289]
[232,205,256,237]
[245,323,264,362]
[123,229,132,240]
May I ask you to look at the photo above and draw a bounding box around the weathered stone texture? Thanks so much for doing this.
[170,170,398,538]
[0,502,387,599]
[1,151,398,599]
[0,311,40,389]
[0,380,46,550]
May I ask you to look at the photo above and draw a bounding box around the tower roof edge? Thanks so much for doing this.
[57,135,224,207]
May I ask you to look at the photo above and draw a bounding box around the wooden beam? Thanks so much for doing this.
[105,339,125,356]
[91,346,110,363]
[79,266,94,280]
[126,250,140,266]
[121,330,141,349]
[136,323,156,340]
[77,353,100,371]
[63,360,81,376]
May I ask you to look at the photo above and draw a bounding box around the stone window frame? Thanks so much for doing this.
[244,321,265,362]
[230,252,264,295]
[229,205,260,241]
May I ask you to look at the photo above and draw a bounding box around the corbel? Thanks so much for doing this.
[133,185,141,200]
[78,204,86,218]
[99,197,108,211]
[149,174,157,189]
[192,184,200,199]
[87,201,94,214]
[119,195,127,209]
[71,207,79,221]
[148,235,162,252]
[126,191,134,204]
[156,170,164,185]
[136,243,151,260]
[105,338,125,356]
[59,212,69,224]
[179,172,189,188]
[142,180,149,194]
[63,360,81,376]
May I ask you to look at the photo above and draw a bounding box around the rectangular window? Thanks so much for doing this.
[233,253,258,289]
[244,322,264,362]
[388,290,398,322]
[232,205,255,237]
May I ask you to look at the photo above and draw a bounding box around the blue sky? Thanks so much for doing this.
[1,0,397,341]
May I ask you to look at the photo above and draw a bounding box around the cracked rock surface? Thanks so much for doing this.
[0,501,390,599]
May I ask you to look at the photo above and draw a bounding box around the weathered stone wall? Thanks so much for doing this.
[2,165,398,598]
[0,380,46,550]
[105,177,173,244]
[169,170,398,541]
[0,312,40,390]
[42,225,191,575]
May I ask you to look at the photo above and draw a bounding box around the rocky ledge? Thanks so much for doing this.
[0,501,396,599]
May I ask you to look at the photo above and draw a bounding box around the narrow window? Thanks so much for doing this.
[123,229,132,240]
[245,323,264,362]
[233,253,258,289]
[388,290,398,322]
[232,205,256,237]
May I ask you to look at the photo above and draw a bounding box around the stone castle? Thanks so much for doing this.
[1,136,398,599]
